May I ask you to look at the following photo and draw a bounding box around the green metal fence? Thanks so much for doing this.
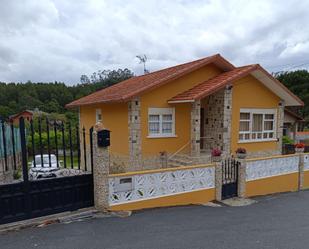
[0,122,21,159]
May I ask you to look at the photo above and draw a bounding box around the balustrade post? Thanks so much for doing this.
[215,162,222,201]
[92,123,110,212]
[237,159,246,198]
[298,152,304,191]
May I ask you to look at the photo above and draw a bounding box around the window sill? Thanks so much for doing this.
[147,134,178,139]
[238,138,278,144]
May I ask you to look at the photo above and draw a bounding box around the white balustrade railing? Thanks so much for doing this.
[109,166,215,206]
[246,155,299,181]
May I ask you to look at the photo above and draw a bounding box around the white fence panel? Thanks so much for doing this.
[109,166,215,206]
[246,156,299,181]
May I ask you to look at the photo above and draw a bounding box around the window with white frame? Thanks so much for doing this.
[148,108,175,137]
[96,109,102,123]
[239,109,276,142]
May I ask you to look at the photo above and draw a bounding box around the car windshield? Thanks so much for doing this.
[34,155,57,166]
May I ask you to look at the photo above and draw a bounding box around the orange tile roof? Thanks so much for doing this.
[168,64,258,102]
[66,54,234,107]
[67,53,304,107]
[296,131,309,135]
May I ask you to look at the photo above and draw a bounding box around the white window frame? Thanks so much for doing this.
[147,107,176,138]
[238,108,277,143]
[96,109,102,123]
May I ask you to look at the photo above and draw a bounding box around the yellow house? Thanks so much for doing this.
[66,54,303,166]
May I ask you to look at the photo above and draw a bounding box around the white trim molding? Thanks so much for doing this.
[238,108,277,143]
[167,99,195,104]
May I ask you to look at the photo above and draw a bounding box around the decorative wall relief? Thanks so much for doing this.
[109,166,215,205]
[246,156,299,181]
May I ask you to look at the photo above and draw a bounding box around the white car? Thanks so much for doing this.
[29,154,61,180]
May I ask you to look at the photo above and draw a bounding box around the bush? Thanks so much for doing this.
[26,130,78,153]
[282,136,294,145]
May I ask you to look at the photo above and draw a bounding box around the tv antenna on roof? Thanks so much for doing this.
[136,54,149,74]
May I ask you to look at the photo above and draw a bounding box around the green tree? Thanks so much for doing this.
[0,68,134,123]
[275,70,309,120]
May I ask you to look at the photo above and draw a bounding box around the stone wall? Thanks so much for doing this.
[191,100,201,156]
[128,97,142,166]
[0,154,22,184]
[246,150,281,158]
[277,100,285,153]
[202,87,232,155]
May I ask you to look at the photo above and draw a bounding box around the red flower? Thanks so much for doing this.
[211,148,222,157]
[295,143,305,149]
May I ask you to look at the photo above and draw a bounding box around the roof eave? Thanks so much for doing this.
[167,99,195,104]
[66,98,128,109]
[252,66,304,106]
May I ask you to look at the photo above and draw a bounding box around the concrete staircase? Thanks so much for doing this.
[167,153,212,168]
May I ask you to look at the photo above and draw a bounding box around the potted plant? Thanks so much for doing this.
[295,143,305,153]
[236,147,247,159]
[211,148,222,162]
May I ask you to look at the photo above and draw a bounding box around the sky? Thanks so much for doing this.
[0,0,309,84]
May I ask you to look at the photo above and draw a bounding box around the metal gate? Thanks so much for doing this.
[0,117,94,225]
[221,158,239,200]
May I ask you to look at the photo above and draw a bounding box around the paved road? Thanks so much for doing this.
[2,191,309,249]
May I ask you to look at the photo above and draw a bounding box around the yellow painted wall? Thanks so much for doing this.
[303,171,309,189]
[246,173,298,197]
[231,75,281,154]
[109,188,215,211]
[80,103,129,154]
[141,64,222,155]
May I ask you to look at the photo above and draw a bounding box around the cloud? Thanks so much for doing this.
[0,0,309,84]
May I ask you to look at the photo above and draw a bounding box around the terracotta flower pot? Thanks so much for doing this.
[212,155,222,162]
[236,153,247,159]
[295,148,305,153]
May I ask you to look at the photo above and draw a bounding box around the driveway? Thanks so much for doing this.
[1,190,309,249]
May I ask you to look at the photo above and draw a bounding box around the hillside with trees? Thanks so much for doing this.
[275,70,309,120]
[0,68,308,124]
[0,68,134,124]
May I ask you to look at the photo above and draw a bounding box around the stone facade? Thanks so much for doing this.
[128,97,142,166]
[237,158,246,198]
[191,100,201,156]
[0,154,21,184]
[215,162,222,201]
[202,87,232,155]
[277,100,285,153]
[222,87,232,155]
[298,152,305,190]
[246,149,280,158]
[92,130,110,211]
